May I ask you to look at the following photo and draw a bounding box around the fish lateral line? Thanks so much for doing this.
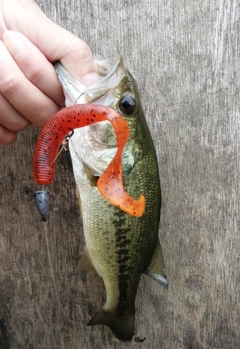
[33,104,145,217]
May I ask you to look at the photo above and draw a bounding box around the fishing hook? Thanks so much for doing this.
[73,92,84,105]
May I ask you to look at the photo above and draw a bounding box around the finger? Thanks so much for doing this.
[4,0,95,80]
[0,93,30,131]
[0,41,59,126]
[3,30,65,107]
[0,124,17,145]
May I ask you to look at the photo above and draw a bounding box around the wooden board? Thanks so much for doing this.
[0,0,239,348]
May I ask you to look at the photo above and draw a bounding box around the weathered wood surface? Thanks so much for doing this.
[0,0,239,348]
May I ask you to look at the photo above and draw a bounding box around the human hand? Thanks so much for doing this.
[0,0,95,145]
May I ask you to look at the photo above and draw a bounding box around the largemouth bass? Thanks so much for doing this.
[34,56,168,341]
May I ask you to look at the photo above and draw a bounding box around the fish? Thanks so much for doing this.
[34,56,168,341]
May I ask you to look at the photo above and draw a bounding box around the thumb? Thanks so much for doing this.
[4,0,95,81]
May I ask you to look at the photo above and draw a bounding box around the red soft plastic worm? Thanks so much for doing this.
[33,104,145,217]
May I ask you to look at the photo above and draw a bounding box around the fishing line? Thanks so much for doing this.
[50,131,74,166]
[34,188,60,310]
[50,144,66,166]
[44,218,60,312]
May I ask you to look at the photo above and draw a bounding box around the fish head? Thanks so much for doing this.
[55,56,142,178]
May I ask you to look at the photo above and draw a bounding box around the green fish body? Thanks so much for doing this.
[55,57,168,341]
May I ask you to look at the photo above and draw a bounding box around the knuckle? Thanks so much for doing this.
[0,75,21,96]
[0,129,17,145]
[25,66,44,85]
[8,118,30,133]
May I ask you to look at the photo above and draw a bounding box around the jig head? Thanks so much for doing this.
[34,191,49,221]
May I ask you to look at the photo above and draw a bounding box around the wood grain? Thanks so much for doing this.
[0,0,239,348]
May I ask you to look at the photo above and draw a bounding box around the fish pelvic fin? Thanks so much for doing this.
[79,249,97,273]
[145,239,168,289]
[87,308,134,342]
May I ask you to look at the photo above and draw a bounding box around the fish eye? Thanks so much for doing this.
[119,96,136,115]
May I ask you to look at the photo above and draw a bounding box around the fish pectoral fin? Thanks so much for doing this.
[79,249,97,273]
[83,163,98,186]
[145,239,168,289]
[87,308,134,342]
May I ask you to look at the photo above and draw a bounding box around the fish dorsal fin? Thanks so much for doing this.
[79,250,97,273]
[145,239,168,289]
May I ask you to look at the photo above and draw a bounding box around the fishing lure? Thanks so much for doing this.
[33,104,145,217]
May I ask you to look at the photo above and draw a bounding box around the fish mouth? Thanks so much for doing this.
[54,56,126,181]
[55,55,125,106]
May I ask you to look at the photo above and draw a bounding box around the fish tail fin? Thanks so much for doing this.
[87,308,134,341]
